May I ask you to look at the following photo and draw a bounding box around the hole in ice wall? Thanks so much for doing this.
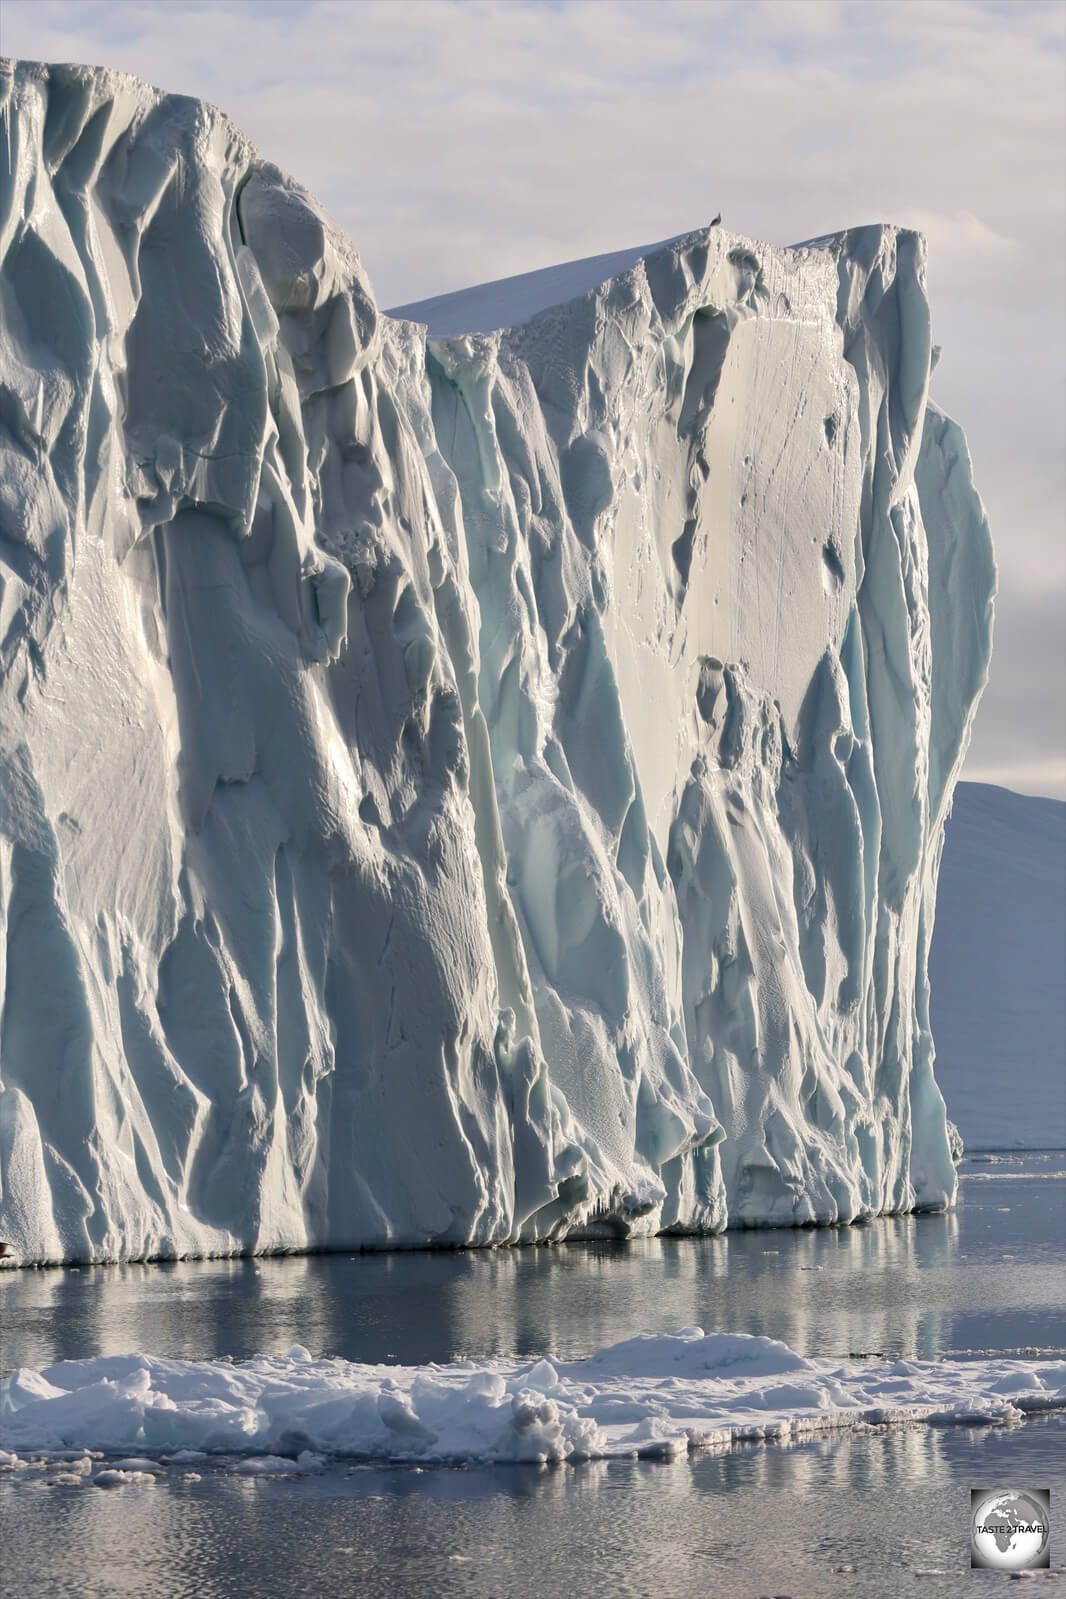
[823,414,839,447]
[696,656,725,725]
[822,540,845,594]
[672,517,697,585]
[727,246,765,302]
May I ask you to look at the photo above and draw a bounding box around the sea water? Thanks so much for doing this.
[2,1153,1063,1597]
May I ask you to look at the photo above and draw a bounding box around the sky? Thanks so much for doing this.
[3,0,1064,798]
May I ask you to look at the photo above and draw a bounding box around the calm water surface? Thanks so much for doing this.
[2,1151,1064,1598]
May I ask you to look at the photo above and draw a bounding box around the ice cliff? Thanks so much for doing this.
[0,61,995,1263]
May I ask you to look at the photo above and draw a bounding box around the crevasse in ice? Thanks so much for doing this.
[0,61,994,1263]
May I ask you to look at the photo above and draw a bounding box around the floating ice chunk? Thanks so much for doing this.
[230,1451,324,1476]
[1,1333,1060,1468]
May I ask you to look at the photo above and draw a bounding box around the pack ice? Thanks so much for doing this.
[0,62,995,1264]
[3,1332,1062,1468]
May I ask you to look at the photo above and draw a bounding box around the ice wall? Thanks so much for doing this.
[0,61,994,1263]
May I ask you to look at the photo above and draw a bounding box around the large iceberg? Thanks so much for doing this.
[0,61,994,1264]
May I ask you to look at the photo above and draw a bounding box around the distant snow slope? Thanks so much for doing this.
[387,233,691,335]
[930,783,1066,1150]
[0,61,995,1262]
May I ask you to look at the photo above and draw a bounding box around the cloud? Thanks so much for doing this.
[962,756,1066,798]
[5,4,1062,295]
[3,0,1063,796]
[903,210,1019,268]
[966,586,1066,800]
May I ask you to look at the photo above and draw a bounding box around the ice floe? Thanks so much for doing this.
[2,1331,1061,1468]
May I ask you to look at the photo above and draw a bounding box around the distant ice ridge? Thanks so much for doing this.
[2,1331,1062,1466]
[0,61,994,1263]
[930,784,1066,1152]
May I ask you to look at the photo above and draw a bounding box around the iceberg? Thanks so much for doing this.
[0,60,994,1263]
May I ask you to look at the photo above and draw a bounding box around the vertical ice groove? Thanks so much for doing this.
[0,61,994,1262]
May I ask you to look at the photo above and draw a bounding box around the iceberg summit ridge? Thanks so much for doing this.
[0,60,995,1264]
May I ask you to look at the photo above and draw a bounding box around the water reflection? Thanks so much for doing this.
[1,1156,1062,1377]
[4,1415,1064,1599]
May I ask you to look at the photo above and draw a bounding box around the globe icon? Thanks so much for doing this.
[971,1490,1051,1571]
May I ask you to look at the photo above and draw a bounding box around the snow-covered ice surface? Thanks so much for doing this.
[0,61,996,1263]
[386,233,690,336]
[929,783,1066,1151]
[2,1330,1062,1468]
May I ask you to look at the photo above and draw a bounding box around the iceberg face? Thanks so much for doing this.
[0,61,994,1263]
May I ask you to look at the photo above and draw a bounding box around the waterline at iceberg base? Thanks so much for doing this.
[0,61,995,1265]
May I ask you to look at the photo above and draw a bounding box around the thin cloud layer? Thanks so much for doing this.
[4,0,1063,796]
